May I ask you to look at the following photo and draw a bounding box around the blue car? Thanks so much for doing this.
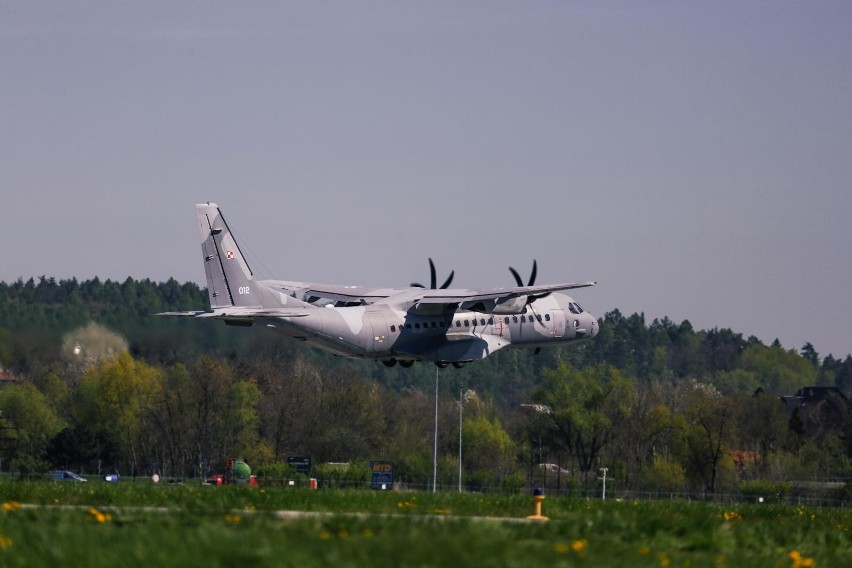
[51,470,87,482]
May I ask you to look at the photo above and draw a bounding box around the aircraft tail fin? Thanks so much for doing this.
[196,203,257,308]
[195,203,305,311]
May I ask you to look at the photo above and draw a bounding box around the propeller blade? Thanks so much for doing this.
[509,260,538,286]
[440,270,455,289]
[509,266,524,287]
[414,258,455,289]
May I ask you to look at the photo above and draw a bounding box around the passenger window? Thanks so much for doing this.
[431,322,437,328]
[390,325,396,332]
[487,318,493,325]
[480,318,485,325]
[544,314,550,322]
[456,321,461,328]
[537,315,543,322]
[415,323,421,329]
[504,317,510,324]
[406,324,412,330]
[521,316,526,323]
[512,316,518,323]
[463,320,469,327]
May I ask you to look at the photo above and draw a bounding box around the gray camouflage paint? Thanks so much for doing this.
[163,203,598,368]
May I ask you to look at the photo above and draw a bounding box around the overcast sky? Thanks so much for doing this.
[2,1,850,359]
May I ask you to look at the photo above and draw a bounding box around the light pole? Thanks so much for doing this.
[433,366,439,493]
[600,467,608,500]
[458,387,463,493]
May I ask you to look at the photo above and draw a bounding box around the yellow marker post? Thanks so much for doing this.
[527,488,549,522]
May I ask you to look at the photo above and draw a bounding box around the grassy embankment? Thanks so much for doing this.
[0,481,847,567]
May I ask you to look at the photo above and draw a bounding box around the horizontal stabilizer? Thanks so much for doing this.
[157,308,311,319]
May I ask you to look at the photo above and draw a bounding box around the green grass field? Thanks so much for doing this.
[0,481,848,567]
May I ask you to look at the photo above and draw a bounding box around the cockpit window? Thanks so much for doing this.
[569,302,584,314]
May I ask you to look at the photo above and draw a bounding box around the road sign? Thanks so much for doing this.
[287,456,311,475]
[370,461,394,490]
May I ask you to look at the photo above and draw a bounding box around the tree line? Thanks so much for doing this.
[0,276,850,495]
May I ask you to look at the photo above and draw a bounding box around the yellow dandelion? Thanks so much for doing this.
[657,551,670,567]
[433,508,450,515]
[638,546,651,556]
[789,550,817,568]
[2,501,22,512]
[319,530,331,541]
[716,554,726,565]
[224,514,242,524]
[361,529,374,538]
[553,543,569,555]
[0,535,11,549]
[338,529,349,539]
[571,539,588,555]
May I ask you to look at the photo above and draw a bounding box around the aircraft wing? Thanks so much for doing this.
[263,280,393,305]
[412,281,597,307]
[262,278,596,312]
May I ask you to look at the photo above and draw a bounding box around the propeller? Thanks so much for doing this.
[509,259,550,302]
[411,258,455,289]
[509,259,538,287]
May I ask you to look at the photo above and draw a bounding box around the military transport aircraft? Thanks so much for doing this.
[159,203,598,368]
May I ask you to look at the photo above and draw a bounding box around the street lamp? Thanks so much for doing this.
[433,367,439,493]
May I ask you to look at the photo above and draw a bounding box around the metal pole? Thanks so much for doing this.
[433,366,439,493]
[601,467,608,500]
[458,387,463,493]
